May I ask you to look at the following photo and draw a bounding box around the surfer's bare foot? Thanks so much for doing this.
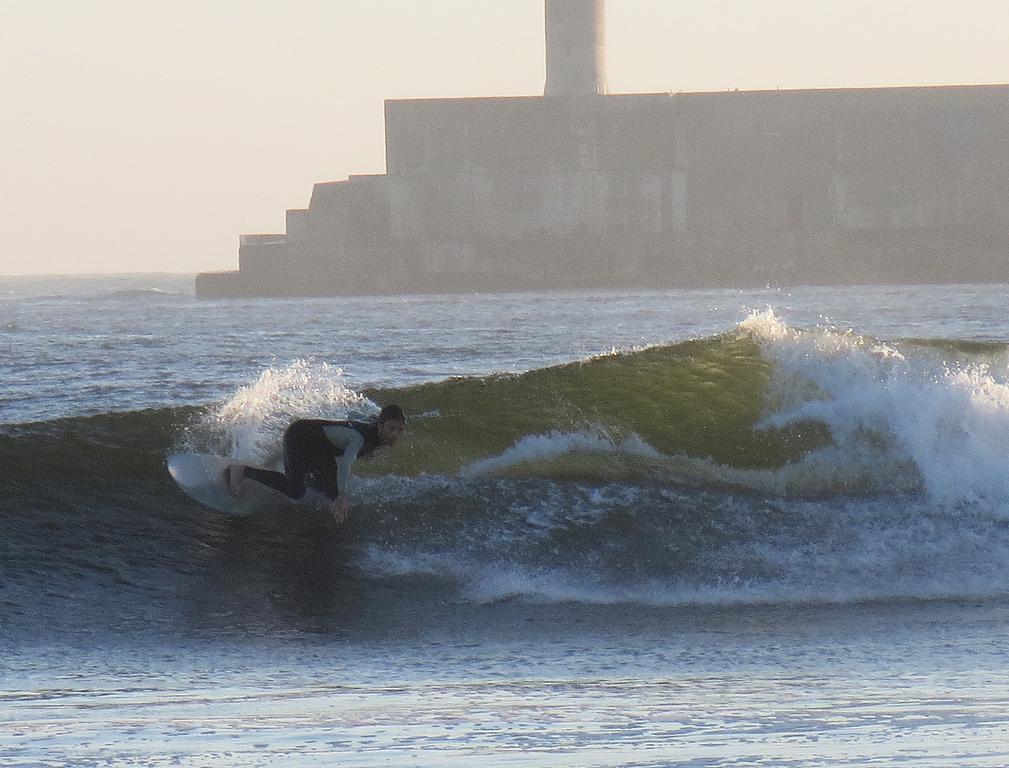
[224,464,244,497]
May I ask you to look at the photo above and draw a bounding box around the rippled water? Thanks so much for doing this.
[6,602,1009,767]
[4,274,1008,425]
[4,274,1009,767]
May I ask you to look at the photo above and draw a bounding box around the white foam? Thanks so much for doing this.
[187,360,376,463]
[743,309,1009,508]
[461,428,662,477]
[359,496,1009,607]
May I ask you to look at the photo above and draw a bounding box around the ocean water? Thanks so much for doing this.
[3,274,1009,766]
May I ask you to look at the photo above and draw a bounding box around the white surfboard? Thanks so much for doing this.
[167,453,328,516]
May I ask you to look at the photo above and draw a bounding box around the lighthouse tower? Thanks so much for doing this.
[543,0,608,96]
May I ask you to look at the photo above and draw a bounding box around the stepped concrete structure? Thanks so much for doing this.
[196,1,1009,297]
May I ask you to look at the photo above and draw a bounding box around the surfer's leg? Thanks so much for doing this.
[241,465,298,497]
[234,422,310,498]
[278,422,325,499]
[238,422,330,501]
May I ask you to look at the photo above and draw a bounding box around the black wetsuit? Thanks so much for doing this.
[243,419,384,501]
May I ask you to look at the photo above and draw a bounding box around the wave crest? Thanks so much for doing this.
[744,309,1009,507]
[177,360,378,464]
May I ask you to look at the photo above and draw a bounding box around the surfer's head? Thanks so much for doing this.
[377,404,406,446]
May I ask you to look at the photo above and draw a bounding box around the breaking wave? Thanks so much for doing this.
[5,312,1009,635]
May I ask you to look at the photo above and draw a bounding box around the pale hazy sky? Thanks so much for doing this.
[1,0,1006,275]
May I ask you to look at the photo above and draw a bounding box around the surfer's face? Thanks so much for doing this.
[379,419,406,447]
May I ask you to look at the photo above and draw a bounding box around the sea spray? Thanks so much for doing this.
[743,309,1009,509]
[178,360,377,464]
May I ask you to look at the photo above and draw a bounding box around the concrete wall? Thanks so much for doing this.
[385,95,682,241]
[198,84,1009,297]
[381,86,1009,289]
[194,270,243,298]
[675,85,1009,235]
[300,175,392,293]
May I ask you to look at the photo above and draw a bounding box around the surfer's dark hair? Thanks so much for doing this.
[378,404,405,424]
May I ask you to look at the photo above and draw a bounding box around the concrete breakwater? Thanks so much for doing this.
[198,2,1009,297]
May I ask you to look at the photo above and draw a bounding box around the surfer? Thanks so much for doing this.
[228,404,406,523]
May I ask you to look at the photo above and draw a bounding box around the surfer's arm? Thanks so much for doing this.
[321,425,364,500]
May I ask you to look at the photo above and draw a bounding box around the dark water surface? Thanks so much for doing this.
[3,276,1009,765]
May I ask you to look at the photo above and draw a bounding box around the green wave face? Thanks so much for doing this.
[370,333,827,478]
[8,319,1006,507]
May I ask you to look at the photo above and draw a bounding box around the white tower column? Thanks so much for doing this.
[544,0,608,96]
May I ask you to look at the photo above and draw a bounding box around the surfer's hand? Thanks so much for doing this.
[331,495,350,524]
